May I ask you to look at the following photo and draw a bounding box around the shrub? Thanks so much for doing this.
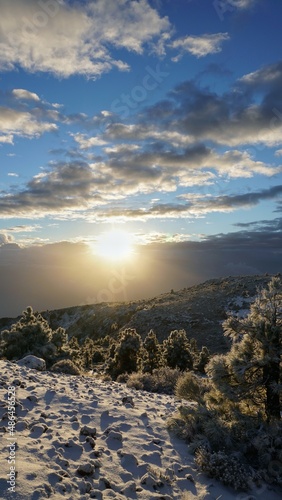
[106,328,142,379]
[142,329,163,373]
[176,371,206,404]
[195,449,251,491]
[0,306,67,366]
[168,278,282,489]
[116,372,130,384]
[51,359,81,375]
[163,330,193,371]
[195,346,210,374]
[127,367,181,394]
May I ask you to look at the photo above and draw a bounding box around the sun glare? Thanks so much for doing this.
[94,230,134,261]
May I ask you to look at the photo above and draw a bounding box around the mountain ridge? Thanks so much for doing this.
[1,273,280,354]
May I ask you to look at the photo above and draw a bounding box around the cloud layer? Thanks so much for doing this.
[0,0,170,78]
[1,59,282,220]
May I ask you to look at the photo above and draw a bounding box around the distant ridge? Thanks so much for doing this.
[1,274,280,354]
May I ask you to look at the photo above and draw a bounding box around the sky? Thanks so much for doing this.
[0,0,282,317]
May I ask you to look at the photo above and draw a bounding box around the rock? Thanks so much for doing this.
[122,396,134,407]
[121,480,136,496]
[140,472,158,489]
[80,425,97,437]
[30,424,48,435]
[27,395,38,403]
[12,379,22,386]
[99,477,112,489]
[90,490,102,499]
[77,463,94,476]
[17,355,46,371]
[86,436,96,449]
[107,430,122,441]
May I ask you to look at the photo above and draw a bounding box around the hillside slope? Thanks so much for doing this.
[1,274,279,354]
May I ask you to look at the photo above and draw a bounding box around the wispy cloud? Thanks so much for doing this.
[4,224,41,233]
[171,33,230,60]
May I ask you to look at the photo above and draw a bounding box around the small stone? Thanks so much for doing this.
[77,463,94,476]
[90,490,102,499]
[27,395,38,403]
[86,436,96,448]
[186,473,194,482]
[99,477,112,489]
[80,425,97,437]
[122,396,134,407]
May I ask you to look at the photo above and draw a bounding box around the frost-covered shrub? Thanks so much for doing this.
[168,278,282,490]
[51,359,81,375]
[142,329,163,373]
[163,330,193,371]
[106,328,142,379]
[176,371,206,404]
[195,449,251,491]
[116,372,130,384]
[195,346,210,373]
[127,367,180,394]
[0,307,67,366]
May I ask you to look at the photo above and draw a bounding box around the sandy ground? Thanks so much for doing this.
[0,359,281,500]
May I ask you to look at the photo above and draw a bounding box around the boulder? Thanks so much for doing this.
[17,355,46,371]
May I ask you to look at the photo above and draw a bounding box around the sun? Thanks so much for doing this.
[94,230,134,261]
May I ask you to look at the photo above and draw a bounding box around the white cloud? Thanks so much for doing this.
[12,89,40,101]
[0,107,57,140]
[7,173,19,177]
[71,133,106,150]
[171,33,229,60]
[0,134,14,144]
[0,0,170,78]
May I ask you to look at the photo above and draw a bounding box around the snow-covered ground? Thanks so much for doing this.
[0,360,281,500]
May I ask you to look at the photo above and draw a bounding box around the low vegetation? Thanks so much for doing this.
[0,276,281,491]
[168,277,282,490]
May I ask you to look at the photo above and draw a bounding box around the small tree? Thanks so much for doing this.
[163,329,193,371]
[195,346,210,374]
[209,277,282,422]
[107,328,142,379]
[142,329,163,374]
[0,307,67,365]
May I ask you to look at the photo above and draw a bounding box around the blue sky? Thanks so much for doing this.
[0,0,282,316]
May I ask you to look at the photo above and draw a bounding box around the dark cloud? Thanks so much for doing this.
[134,62,282,147]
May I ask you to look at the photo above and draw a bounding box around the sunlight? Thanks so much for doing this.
[94,230,134,261]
